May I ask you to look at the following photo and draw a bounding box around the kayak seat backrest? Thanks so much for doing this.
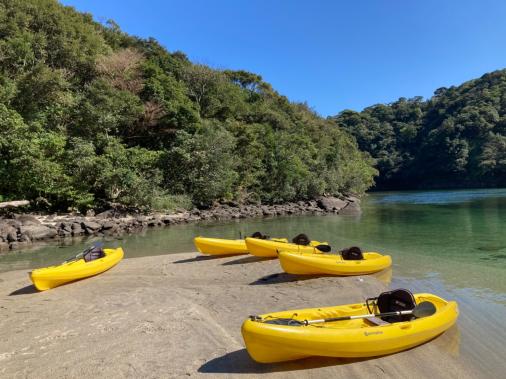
[340,246,364,260]
[83,247,105,262]
[251,232,269,239]
[292,233,310,246]
[377,288,416,323]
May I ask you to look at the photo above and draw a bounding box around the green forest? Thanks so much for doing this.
[1,0,505,212]
[333,71,506,189]
[0,0,376,211]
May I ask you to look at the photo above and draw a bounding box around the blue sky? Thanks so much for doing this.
[61,0,506,116]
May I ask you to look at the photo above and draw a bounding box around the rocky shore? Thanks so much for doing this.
[0,196,360,252]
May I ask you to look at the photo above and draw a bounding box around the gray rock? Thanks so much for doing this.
[0,220,21,235]
[9,241,29,250]
[58,228,71,237]
[19,224,57,240]
[59,222,72,232]
[81,221,102,232]
[345,195,360,203]
[6,231,17,242]
[19,234,31,243]
[339,201,361,215]
[95,209,118,219]
[0,222,18,241]
[316,196,348,212]
[15,214,41,225]
[261,207,273,216]
[71,223,84,236]
[101,221,116,230]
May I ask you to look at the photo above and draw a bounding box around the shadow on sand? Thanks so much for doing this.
[9,284,39,296]
[198,348,370,374]
[250,272,324,285]
[222,256,276,266]
[173,255,231,264]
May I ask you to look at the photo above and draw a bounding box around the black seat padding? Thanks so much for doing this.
[251,232,269,239]
[340,246,363,260]
[292,233,310,246]
[83,247,105,262]
[376,289,416,323]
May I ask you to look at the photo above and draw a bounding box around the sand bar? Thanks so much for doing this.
[0,252,479,378]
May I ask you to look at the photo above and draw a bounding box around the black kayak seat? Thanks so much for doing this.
[292,233,310,246]
[251,231,269,239]
[340,246,364,260]
[376,288,416,323]
[83,247,105,262]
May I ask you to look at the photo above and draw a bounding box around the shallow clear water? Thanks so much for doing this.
[2,188,506,298]
[1,188,505,375]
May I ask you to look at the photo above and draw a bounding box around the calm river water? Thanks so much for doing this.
[1,188,505,376]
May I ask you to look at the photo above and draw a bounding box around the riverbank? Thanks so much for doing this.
[0,252,478,378]
[0,196,359,252]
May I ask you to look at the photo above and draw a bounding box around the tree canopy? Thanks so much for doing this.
[332,72,506,189]
[0,0,376,211]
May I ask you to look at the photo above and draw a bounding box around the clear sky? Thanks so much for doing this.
[60,0,506,116]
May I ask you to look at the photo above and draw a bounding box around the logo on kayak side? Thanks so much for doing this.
[364,331,383,336]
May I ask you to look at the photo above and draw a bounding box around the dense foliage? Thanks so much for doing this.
[332,71,506,189]
[0,0,376,211]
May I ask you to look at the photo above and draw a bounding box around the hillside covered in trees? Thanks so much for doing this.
[0,0,376,211]
[332,71,506,189]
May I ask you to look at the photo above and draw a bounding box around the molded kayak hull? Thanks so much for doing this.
[245,238,328,257]
[279,251,392,275]
[194,237,248,255]
[29,247,124,291]
[194,237,289,255]
[242,293,458,363]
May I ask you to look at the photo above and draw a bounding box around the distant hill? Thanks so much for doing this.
[0,0,375,211]
[332,70,506,189]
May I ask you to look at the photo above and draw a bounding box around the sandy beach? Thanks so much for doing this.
[0,252,480,378]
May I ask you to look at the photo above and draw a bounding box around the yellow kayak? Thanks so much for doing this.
[194,237,249,255]
[29,247,124,291]
[278,250,392,275]
[194,237,289,256]
[245,237,328,257]
[242,293,458,363]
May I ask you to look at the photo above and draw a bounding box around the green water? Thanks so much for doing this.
[3,188,506,291]
[1,188,505,375]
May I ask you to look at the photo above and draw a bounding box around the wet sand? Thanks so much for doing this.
[0,252,481,378]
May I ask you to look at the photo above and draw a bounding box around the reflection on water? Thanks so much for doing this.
[433,324,461,358]
[372,188,506,205]
[371,267,392,286]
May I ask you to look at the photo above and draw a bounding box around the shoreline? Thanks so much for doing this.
[0,196,359,253]
[0,252,479,378]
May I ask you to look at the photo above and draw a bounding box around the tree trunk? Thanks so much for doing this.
[0,200,30,209]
